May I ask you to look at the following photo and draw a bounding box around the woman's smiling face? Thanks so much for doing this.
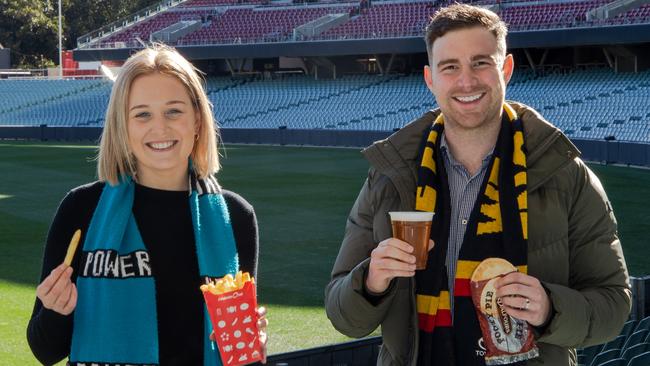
[127,72,199,188]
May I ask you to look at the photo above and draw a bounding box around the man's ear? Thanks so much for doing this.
[502,54,514,84]
[423,65,434,93]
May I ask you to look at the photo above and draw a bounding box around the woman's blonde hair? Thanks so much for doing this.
[97,44,219,185]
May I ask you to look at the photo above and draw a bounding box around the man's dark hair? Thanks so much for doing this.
[425,4,508,63]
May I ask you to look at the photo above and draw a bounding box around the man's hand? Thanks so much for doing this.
[494,272,552,327]
[365,238,434,294]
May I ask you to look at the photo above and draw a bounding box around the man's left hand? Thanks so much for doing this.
[494,272,552,327]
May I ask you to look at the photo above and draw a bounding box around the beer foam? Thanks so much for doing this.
[389,211,434,222]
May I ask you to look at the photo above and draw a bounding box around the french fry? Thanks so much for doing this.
[201,271,253,295]
[63,229,82,266]
[235,271,243,289]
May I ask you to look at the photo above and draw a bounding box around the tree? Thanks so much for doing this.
[0,0,161,68]
[64,0,160,50]
[0,0,59,68]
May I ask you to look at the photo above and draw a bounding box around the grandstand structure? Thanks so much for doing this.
[1,0,650,159]
[74,0,650,48]
[1,2,650,364]
[1,68,649,143]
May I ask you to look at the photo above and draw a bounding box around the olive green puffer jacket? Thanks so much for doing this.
[325,102,631,366]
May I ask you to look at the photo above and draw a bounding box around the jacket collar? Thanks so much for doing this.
[362,102,581,193]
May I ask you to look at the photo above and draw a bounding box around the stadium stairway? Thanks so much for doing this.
[207,77,252,98]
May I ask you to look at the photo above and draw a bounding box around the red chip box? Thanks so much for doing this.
[202,273,262,366]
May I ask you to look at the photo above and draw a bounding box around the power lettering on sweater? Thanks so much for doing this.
[80,250,152,278]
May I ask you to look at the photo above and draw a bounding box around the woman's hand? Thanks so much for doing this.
[36,263,77,315]
[256,306,268,364]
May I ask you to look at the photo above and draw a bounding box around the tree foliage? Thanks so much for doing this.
[0,0,160,68]
[0,0,59,68]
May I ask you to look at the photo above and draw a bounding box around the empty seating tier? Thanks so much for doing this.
[84,0,650,48]
[1,69,649,143]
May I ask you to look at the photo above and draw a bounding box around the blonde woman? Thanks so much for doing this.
[27,45,266,366]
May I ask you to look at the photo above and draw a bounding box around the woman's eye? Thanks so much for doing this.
[167,109,182,116]
[135,112,150,119]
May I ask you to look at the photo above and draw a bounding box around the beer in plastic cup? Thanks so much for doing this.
[389,211,434,270]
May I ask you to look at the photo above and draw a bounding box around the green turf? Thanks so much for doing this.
[589,164,650,277]
[1,141,649,365]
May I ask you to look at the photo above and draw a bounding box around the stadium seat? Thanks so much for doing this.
[596,359,626,366]
[620,320,638,339]
[602,335,627,352]
[578,352,590,366]
[1,69,649,141]
[78,0,650,48]
[635,316,650,333]
[621,343,650,362]
[623,330,650,351]
[627,351,650,366]
[589,349,622,366]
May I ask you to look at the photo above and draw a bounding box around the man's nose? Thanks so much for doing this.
[456,67,479,90]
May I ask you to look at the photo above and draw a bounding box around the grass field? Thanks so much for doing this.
[1,141,649,365]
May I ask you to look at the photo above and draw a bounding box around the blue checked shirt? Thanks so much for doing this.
[439,134,494,319]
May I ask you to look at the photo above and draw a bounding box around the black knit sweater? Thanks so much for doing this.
[27,181,258,366]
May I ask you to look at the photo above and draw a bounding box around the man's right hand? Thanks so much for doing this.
[365,238,419,293]
[36,263,77,315]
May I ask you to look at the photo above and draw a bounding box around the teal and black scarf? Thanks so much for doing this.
[69,171,238,366]
[414,104,529,365]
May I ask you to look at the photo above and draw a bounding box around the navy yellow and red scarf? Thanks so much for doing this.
[414,104,528,365]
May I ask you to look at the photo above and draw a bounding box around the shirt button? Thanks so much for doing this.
[462,219,468,225]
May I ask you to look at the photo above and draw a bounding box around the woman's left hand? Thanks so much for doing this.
[257,306,268,363]
[209,306,268,363]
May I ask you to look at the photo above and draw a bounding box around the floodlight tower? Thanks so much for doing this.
[58,0,63,79]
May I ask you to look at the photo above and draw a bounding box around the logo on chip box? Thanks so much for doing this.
[217,289,245,301]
